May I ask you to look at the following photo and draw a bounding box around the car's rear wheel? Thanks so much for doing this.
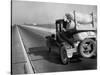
[79,38,96,58]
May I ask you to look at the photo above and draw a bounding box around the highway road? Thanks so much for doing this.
[12,24,97,74]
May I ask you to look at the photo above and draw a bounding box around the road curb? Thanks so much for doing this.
[17,25,35,74]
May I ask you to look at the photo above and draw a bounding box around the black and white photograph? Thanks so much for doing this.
[11,0,97,74]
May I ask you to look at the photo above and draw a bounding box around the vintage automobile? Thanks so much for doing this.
[45,11,97,65]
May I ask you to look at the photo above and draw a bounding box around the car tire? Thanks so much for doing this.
[79,38,96,58]
[60,45,69,65]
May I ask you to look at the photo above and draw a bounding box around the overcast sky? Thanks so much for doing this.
[12,1,97,25]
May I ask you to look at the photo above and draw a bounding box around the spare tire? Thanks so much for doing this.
[79,38,96,58]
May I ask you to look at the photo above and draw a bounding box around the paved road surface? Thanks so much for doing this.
[12,25,26,74]
[12,25,97,74]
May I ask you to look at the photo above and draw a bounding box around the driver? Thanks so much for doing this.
[61,13,75,48]
[63,13,72,31]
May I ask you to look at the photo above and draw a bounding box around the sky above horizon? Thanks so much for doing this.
[12,1,97,25]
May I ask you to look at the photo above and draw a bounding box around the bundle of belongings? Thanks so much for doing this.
[64,11,96,30]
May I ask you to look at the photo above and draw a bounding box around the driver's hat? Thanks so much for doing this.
[65,13,73,20]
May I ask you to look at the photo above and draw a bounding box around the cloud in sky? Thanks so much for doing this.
[12,1,97,25]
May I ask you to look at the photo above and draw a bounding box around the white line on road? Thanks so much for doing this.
[16,26,35,74]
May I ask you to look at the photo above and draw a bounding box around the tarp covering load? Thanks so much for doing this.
[75,12,92,24]
[65,11,96,30]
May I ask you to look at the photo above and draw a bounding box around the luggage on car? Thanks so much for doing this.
[65,11,96,30]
